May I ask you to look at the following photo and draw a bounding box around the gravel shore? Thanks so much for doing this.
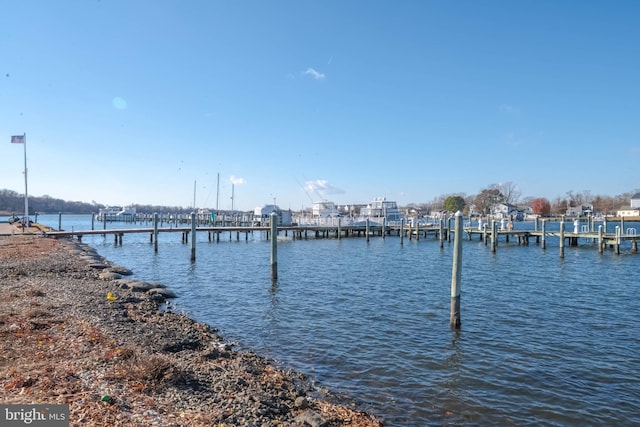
[0,233,383,426]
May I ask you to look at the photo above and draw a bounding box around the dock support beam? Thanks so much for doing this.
[366,219,370,243]
[153,213,159,253]
[450,211,463,329]
[270,212,278,280]
[190,212,196,262]
[491,220,497,253]
[598,225,603,253]
[559,221,565,259]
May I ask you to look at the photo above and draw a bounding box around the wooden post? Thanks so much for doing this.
[483,223,488,245]
[400,218,404,245]
[91,213,95,230]
[621,217,625,236]
[59,212,62,231]
[541,219,546,249]
[439,219,444,248]
[450,211,463,329]
[270,212,278,280]
[559,220,565,259]
[382,217,386,239]
[153,213,159,253]
[190,212,196,261]
[447,217,452,242]
[615,226,620,255]
[366,218,370,243]
[598,225,603,253]
[491,220,497,253]
[338,217,341,240]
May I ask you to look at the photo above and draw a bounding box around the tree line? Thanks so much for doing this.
[403,182,639,217]
[0,189,195,216]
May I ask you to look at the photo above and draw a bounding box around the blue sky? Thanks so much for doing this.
[2,1,639,211]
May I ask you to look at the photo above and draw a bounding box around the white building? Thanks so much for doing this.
[253,205,292,226]
[360,197,404,222]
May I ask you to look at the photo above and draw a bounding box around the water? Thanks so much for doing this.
[30,215,640,425]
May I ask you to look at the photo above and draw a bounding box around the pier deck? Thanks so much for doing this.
[36,221,639,255]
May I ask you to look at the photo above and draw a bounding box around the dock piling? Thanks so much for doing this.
[366,219,370,243]
[270,212,278,280]
[559,221,565,259]
[190,212,196,261]
[153,213,159,253]
[450,211,463,329]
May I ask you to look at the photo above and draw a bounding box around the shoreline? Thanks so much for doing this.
[0,233,383,426]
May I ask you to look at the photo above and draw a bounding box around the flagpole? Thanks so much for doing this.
[23,133,28,227]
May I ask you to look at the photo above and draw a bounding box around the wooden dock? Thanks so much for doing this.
[41,218,639,256]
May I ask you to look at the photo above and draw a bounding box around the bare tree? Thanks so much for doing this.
[491,182,520,205]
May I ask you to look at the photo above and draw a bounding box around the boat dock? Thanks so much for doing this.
[37,217,639,256]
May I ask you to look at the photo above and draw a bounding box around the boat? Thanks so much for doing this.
[97,205,136,222]
[359,197,404,224]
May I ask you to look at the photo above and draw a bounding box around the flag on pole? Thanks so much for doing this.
[11,135,25,144]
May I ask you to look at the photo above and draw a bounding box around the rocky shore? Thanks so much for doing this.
[0,233,383,426]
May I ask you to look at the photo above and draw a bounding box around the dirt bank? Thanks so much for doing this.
[0,234,383,426]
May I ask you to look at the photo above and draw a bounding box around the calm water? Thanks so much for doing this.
[31,215,640,425]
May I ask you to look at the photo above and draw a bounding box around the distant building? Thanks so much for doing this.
[253,205,292,226]
[565,204,593,217]
[360,197,404,222]
[493,203,520,219]
[630,193,640,209]
[617,206,640,217]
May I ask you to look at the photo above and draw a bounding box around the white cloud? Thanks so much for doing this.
[230,175,246,185]
[305,179,344,196]
[304,68,325,80]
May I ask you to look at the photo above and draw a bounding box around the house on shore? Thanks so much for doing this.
[566,203,593,217]
[616,193,640,217]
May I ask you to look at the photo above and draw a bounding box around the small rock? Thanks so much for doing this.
[148,288,177,299]
[294,396,310,409]
[99,271,122,280]
[109,265,133,275]
[89,263,109,270]
[294,410,328,427]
